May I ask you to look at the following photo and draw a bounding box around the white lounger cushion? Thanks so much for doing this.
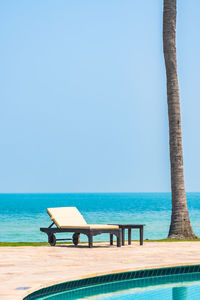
[55,224,119,229]
[47,207,119,230]
[47,207,87,227]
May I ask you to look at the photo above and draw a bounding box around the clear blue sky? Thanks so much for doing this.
[0,0,199,193]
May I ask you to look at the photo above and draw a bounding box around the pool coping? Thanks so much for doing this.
[23,262,200,300]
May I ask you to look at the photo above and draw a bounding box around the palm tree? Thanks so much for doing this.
[163,0,196,239]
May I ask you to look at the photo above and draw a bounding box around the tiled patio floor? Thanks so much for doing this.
[1,241,200,300]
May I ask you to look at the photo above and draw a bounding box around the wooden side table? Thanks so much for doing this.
[110,224,145,246]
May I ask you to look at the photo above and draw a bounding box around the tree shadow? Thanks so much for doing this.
[172,287,187,300]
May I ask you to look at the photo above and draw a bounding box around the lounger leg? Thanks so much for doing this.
[140,227,143,245]
[117,231,121,247]
[110,234,113,245]
[88,233,93,248]
[128,228,131,245]
[122,228,125,246]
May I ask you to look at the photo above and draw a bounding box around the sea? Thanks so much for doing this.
[0,193,200,242]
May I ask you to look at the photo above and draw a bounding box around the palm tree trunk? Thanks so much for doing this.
[163,0,196,239]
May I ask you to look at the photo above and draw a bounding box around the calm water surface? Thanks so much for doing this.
[0,193,200,242]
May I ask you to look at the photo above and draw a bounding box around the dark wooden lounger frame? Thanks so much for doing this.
[40,222,121,248]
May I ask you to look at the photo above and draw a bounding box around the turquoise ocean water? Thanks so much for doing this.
[0,193,200,242]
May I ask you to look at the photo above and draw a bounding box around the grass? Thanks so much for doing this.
[145,238,200,242]
[1,239,200,246]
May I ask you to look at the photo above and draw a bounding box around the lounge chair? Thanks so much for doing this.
[40,207,121,248]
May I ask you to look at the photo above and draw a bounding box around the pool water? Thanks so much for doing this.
[36,272,200,300]
[89,285,200,299]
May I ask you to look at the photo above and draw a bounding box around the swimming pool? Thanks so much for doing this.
[24,265,200,299]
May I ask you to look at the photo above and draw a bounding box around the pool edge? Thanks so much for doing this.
[23,263,200,300]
